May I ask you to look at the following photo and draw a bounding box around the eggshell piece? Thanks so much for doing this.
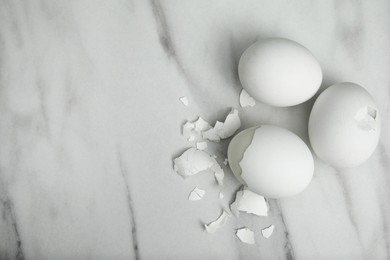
[308,82,381,168]
[228,125,314,198]
[238,38,322,107]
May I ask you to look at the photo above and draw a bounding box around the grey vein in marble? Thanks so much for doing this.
[1,199,24,260]
[118,151,139,260]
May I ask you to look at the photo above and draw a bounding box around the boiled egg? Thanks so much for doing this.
[238,38,322,107]
[309,82,381,168]
[228,125,314,198]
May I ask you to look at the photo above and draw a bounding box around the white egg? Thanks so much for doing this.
[309,82,381,168]
[228,125,314,198]
[238,38,322,107]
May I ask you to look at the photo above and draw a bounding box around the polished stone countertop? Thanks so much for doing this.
[1,0,390,259]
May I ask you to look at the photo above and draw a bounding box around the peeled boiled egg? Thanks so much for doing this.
[309,82,381,168]
[238,38,322,107]
[228,125,314,198]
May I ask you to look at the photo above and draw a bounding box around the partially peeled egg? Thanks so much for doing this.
[309,82,381,168]
[228,125,314,198]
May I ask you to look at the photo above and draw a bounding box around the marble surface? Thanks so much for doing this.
[1,0,390,259]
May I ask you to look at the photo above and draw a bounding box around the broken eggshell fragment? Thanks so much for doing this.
[309,82,381,168]
[261,225,275,238]
[204,210,230,234]
[202,108,241,142]
[179,96,189,107]
[227,125,314,198]
[173,147,224,185]
[236,227,255,244]
[239,89,256,108]
[182,108,241,143]
[188,187,205,201]
[230,186,268,217]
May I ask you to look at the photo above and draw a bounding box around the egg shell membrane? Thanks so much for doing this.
[227,126,260,185]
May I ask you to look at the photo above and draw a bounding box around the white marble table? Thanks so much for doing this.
[1,0,390,259]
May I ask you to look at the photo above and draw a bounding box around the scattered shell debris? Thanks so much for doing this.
[182,117,212,142]
[188,187,205,201]
[239,89,256,107]
[175,99,275,241]
[182,108,241,143]
[236,227,255,244]
[202,108,241,142]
